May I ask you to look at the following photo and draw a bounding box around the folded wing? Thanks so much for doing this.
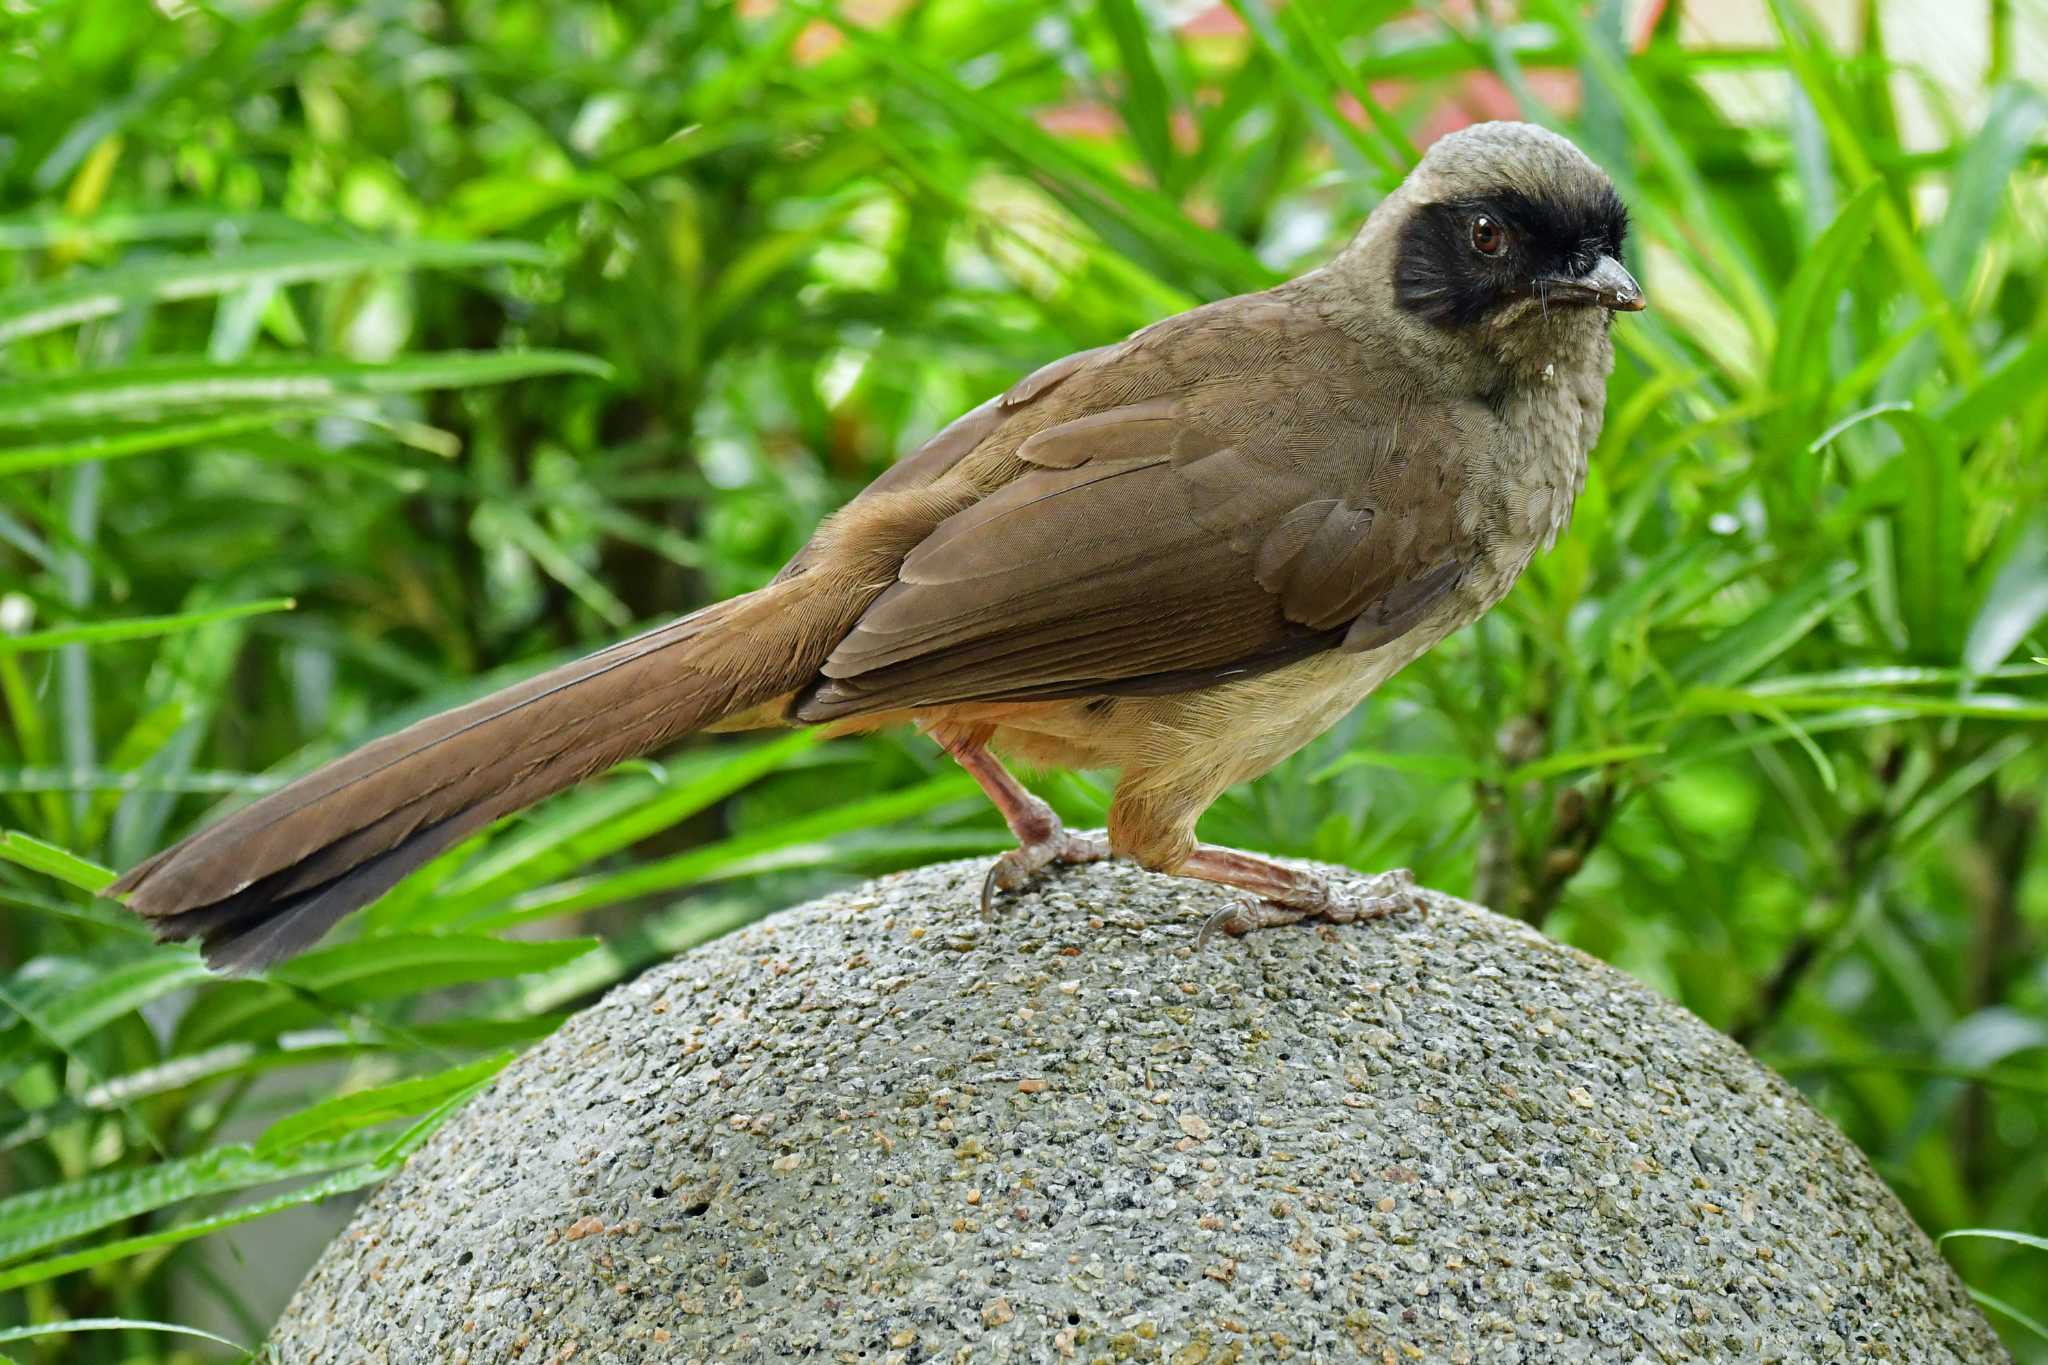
[793,329,1479,720]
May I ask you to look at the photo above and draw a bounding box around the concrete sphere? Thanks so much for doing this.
[269,855,2006,1363]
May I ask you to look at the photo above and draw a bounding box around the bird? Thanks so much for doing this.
[108,121,1644,973]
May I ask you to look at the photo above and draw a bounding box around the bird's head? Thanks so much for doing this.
[1387,122,1642,338]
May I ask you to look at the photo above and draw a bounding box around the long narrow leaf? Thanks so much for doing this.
[1092,0,1177,187]
[0,599,294,656]
[428,731,822,914]
[1768,182,1882,398]
[0,1133,387,1265]
[1681,686,2048,723]
[1877,408,1968,658]
[1670,563,1862,689]
[255,1053,511,1156]
[0,352,610,428]
[1942,330,2048,439]
[0,1318,250,1358]
[477,775,981,925]
[1940,1228,2048,1254]
[0,954,210,1058]
[818,13,1272,297]
[0,239,546,345]
[1967,1289,2048,1346]
[271,934,599,1004]
[0,831,115,891]
[0,410,312,476]
[0,207,319,251]
[0,1163,387,1292]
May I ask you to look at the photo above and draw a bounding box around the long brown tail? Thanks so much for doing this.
[109,581,839,973]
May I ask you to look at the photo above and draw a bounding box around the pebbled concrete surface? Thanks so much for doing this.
[268,854,2007,1364]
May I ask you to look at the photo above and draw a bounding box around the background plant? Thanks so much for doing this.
[1,0,2044,1358]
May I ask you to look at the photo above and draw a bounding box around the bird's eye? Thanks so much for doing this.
[1469,215,1505,256]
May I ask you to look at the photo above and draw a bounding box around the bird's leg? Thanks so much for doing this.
[931,730,1108,914]
[1177,846,1420,946]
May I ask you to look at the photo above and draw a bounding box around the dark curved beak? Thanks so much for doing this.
[1542,255,1645,312]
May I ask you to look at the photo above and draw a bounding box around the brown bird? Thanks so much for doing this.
[109,121,1643,972]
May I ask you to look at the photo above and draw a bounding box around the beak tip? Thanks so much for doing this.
[1589,254,1645,313]
[1539,256,1645,315]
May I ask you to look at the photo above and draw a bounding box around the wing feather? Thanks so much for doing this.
[791,300,1483,720]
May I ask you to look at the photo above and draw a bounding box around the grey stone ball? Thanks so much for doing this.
[269,854,2006,1364]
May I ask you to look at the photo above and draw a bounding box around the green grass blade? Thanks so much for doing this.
[373,1071,504,1168]
[0,1162,386,1293]
[1965,518,2048,674]
[472,504,633,628]
[1765,0,1978,384]
[1227,0,1410,183]
[1767,1053,2048,1096]
[0,1133,387,1265]
[255,1052,512,1157]
[1939,1228,2048,1254]
[1681,686,2048,724]
[0,954,211,1057]
[1941,330,2048,440]
[0,239,547,345]
[0,208,321,251]
[1742,663,2044,694]
[6,1035,362,1139]
[82,699,188,844]
[1768,182,1882,399]
[0,599,294,656]
[816,12,1273,297]
[1966,1288,2048,1345]
[0,352,611,428]
[1092,0,1178,188]
[0,1318,251,1358]
[269,934,599,1004]
[1670,562,1862,689]
[476,774,981,925]
[424,730,822,916]
[1503,743,1667,785]
[0,410,312,476]
[1876,407,1968,659]
[0,831,115,891]
[1922,84,2048,299]
[1314,750,1492,784]
[1890,734,2037,857]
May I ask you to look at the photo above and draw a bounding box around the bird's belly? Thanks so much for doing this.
[1173,639,1438,781]
[977,628,1445,785]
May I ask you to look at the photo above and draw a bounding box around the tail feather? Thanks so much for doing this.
[158,813,486,973]
[109,584,837,972]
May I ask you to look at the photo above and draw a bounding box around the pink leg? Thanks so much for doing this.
[1177,846,1420,945]
[934,733,1108,914]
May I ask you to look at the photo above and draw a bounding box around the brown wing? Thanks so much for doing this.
[791,301,1482,722]
[772,345,1116,584]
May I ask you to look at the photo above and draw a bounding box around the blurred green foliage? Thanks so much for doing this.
[1,0,2044,1357]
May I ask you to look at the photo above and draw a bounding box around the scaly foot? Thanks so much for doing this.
[926,731,1111,917]
[1196,867,1421,946]
[981,826,1110,916]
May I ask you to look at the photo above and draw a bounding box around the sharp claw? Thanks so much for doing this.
[1195,902,1243,948]
[978,831,1109,920]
